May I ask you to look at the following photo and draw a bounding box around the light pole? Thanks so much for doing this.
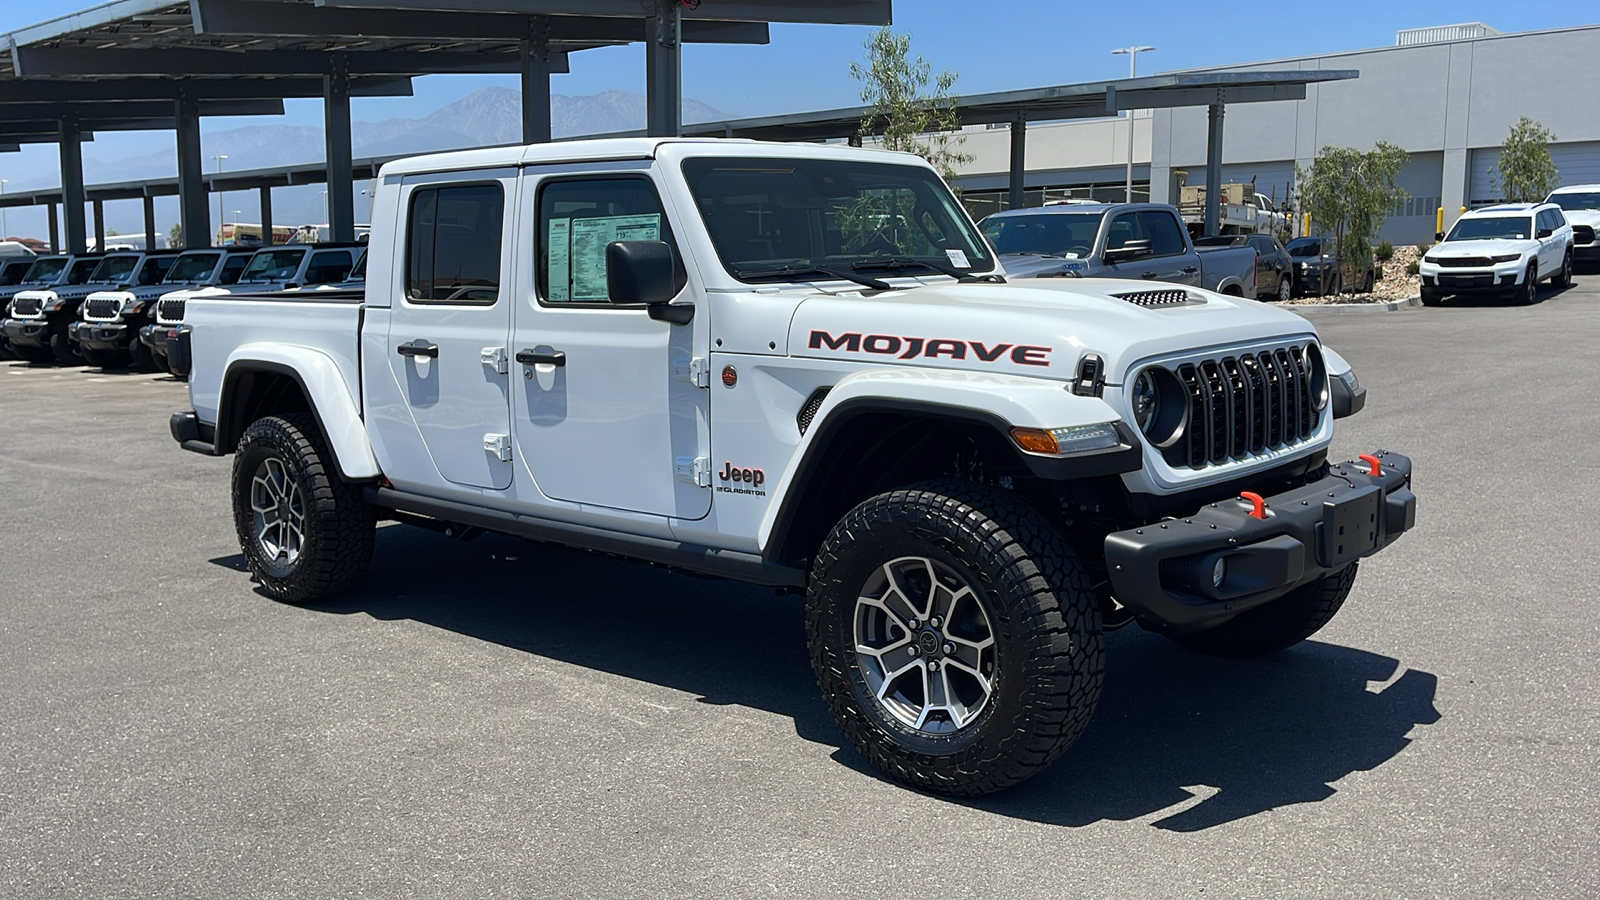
[0,179,8,239]
[1111,46,1155,202]
[232,210,242,245]
[210,154,228,245]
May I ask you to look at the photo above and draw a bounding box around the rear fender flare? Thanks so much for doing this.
[219,343,380,480]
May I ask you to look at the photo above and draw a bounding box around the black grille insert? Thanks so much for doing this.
[10,297,42,317]
[1110,289,1200,308]
[1165,345,1321,470]
[85,297,121,319]
[157,297,186,322]
[1435,257,1493,268]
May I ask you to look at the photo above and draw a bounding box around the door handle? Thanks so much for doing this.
[1142,272,1159,279]
[516,349,566,367]
[1181,266,1199,274]
[396,340,438,359]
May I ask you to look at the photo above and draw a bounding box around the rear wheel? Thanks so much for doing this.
[48,322,79,365]
[232,413,375,604]
[806,481,1104,796]
[1276,276,1292,302]
[1554,249,1574,289]
[1167,563,1359,658]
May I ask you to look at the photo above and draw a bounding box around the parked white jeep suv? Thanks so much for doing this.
[1545,184,1600,266]
[1420,202,1574,306]
[170,138,1416,796]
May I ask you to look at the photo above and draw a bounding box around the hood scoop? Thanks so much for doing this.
[1109,288,1205,309]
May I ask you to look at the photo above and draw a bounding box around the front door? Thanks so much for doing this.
[510,167,711,520]
[385,172,516,490]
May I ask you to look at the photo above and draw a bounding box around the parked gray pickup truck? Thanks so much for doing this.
[981,202,1258,298]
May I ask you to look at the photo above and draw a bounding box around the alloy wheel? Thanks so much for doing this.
[250,457,305,565]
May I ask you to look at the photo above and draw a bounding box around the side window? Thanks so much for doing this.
[219,256,249,284]
[305,251,354,284]
[1137,210,1187,257]
[1549,209,1567,228]
[405,183,505,304]
[537,176,683,304]
[137,257,172,285]
[1104,213,1142,250]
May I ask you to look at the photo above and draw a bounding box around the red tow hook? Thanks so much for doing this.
[1239,491,1268,519]
[1358,453,1382,476]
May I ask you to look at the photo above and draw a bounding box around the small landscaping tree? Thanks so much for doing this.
[850,27,971,180]
[168,223,183,248]
[1495,116,1559,203]
[1296,142,1409,290]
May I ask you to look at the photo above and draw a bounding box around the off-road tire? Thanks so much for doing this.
[48,322,79,365]
[1420,288,1444,307]
[12,342,54,363]
[1167,562,1359,658]
[232,413,374,604]
[806,481,1104,796]
[80,346,129,369]
[1516,264,1538,305]
[151,347,173,375]
[1555,249,1574,289]
[129,336,157,372]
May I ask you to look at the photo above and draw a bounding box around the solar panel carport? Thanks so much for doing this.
[0,0,891,253]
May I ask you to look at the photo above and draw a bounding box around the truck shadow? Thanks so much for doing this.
[217,524,1440,831]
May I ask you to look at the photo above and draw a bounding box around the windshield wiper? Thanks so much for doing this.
[853,257,1005,283]
[734,264,892,292]
[1002,251,1063,258]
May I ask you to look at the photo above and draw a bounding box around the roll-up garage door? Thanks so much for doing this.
[1471,142,1600,204]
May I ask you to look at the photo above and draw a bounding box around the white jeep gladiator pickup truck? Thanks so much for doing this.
[171,138,1414,796]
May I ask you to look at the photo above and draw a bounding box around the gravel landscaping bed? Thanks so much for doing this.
[1283,245,1422,305]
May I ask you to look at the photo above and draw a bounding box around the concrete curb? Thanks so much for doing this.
[1286,295,1421,316]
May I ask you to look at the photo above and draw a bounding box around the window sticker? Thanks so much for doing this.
[547,217,572,301]
[944,248,970,269]
[547,213,661,301]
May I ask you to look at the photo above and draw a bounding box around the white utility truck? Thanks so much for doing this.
[172,139,1415,796]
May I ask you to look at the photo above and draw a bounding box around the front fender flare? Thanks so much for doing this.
[757,367,1138,555]
[219,343,380,480]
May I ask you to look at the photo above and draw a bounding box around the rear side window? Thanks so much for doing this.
[1104,213,1141,250]
[406,183,505,304]
[1137,210,1187,257]
[305,250,354,285]
[137,256,175,285]
[219,255,250,284]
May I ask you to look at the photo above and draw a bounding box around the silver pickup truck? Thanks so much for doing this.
[980,202,1259,298]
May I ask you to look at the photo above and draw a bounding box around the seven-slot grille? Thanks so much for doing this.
[1165,345,1320,470]
[156,297,186,323]
[1109,289,1199,308]
[1436,256,1494,268]
[10,297,43,318]
[84,297,122,320]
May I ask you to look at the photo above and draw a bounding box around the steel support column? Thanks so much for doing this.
[1008,111,1028,211]
[1204,103,1224,237]
[47,203,60,253]
[259,186,274,246]
[645,0,681,137]
[520,17,553,144]
[175,96,209,248]
[324,54,355,242]
[93,199,105,251]
[58,118,88,254]
[143,195,156,250]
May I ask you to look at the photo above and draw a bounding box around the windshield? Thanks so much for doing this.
[980,212,1104,257]
[2,261,35,284]
[1286,238,1324,257]
[681,157,993,281]
[240,248,305,283]
[1549,192,1600,211]
[23,258,69,283]
[90,255,139,284]
[65,259,102,284]
[1446,216,1532,241]
[164,252,221,283]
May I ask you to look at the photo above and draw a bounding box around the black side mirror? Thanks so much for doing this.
[1435,231,1444,241]
[606,240,691,323]
[1104,238,1153,263]
[1536,228,1554,239]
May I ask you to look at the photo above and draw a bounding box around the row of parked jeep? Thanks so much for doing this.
[0,242,366,374]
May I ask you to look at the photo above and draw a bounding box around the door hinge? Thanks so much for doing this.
[483,433,513,462]
[481,346,508,374]
[674,354,710,388]
[675,455,711,487]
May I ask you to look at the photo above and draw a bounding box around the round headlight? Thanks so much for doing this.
[1302,344,1329,412]
[1129,367,1187,448]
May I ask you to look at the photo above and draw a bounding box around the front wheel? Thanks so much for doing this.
[806,481,1104,796]
[1420,288,1444,307]
[1167,563,1358,658]
[49,322,79,365]
[80,346,130,369]
[232,413,375,604]
[1516,264,1538,305]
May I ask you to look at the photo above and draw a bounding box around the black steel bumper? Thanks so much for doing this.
[71,320,132,350]
[1105,451,1416,630]
[1,317,49,348]
[140,323,176,352]
[170,409,217,455]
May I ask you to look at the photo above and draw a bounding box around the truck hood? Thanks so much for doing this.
[1560,209,1600,228]
[1428,239,1536,258]
[788,278,1317,384]
[998,253,1090,279]
[15,282,121,302]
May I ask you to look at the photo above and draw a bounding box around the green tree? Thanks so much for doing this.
[1296,142,1409,288]
[1495,116,1559,203]
[169,223,182,248]
[850,27,971,180]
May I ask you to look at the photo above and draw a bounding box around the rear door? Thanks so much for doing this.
[385,171,516,490]
[1137,209,1202,286]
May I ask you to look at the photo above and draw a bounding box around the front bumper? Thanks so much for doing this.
[1420,269,1520,294]
[141,323,176,353]
[2,317,50,348]
[71,320,132,350]
[1105,451,1416,630]
[1574,243,1600,263]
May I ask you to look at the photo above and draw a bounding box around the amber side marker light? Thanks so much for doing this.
[1009,427,1060,455]
[1009,422,1124,457]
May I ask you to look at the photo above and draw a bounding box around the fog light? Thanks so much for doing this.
[1212,557,1227,588]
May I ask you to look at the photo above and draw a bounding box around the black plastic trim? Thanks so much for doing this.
[1331,375,1367,419]
[215,360,366,480]
[365,486,806,588]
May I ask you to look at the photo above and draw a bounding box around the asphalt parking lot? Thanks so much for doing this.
[3,279,1598,899]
